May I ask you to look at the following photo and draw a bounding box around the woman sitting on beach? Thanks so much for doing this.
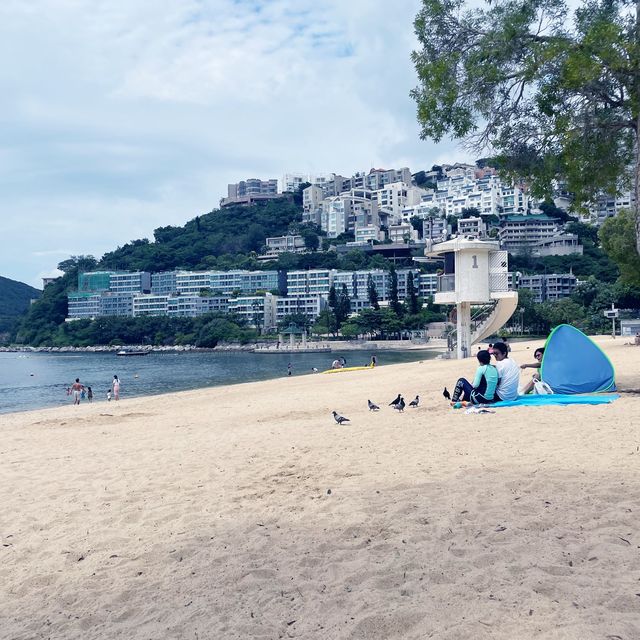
[519,347,544,394]
[450,349,499,405]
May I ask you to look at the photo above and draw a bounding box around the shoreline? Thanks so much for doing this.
[0,338,445,354]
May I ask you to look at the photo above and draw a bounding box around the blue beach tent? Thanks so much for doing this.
[540,324,616,394]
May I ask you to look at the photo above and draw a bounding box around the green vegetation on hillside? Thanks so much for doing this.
[0,276,41,336]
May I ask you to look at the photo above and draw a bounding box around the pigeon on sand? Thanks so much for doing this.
[332,411,350,425]
[408,395,419,407]
[392,397,405,412]
[443,387,451,401]
[367,399,380,411]
[389,393,401,406]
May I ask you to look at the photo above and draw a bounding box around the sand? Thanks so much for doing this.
[1,337,639,639]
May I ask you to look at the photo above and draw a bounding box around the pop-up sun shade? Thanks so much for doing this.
[540,324,616,394]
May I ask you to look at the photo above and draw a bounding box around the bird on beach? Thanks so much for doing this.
[332,411,350,425]
[408,395,420,407]
[392,397,405,412]
[443,387,451,401]
[389,393,401,406]
[367,399,380,411]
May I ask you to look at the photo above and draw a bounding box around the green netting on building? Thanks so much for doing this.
[78,271,113,293]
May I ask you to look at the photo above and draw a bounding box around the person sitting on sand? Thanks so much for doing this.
[450,349,499,405]
[519,347,544,394]
[492,342,520,401]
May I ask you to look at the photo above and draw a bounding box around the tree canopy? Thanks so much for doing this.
[411,0,640,252]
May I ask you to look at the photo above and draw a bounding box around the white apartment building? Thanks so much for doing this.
[67,293,102,319]
[175,271,212,295]
[354,226,383,243]
[419,174,530,218]
[321,191,379,237]
[458,217,487,238]
[265,235,306,254]
[302,185,324,225]
[498,215,579,254]
[276,295,327,323]
[287,269,335,296]
[388,223,418,244]
[418,273,439,298]
[359,168,413,191]
[590,190,635,225]
[152,271,177,295]
[100,293,135,317]
[221,178,279,206]
[133,294,170,317]
[514,273,578,303]
[375,182,426,225]
[280,173,335,194]
[167,295,229,317]
[109,272,151,294]
[228,294,277,331]
[173,270,281,296]
[532,234,583,257]
[332,271,357,298]
[353,270,389,301]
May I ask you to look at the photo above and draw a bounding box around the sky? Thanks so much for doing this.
[0,0,468,288]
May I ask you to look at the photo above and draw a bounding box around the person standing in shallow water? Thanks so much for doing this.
[112,375,120,401]
[71,378,83,405]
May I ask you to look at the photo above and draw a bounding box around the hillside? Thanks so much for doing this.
[0,276,41,334]
[99,198,305,272]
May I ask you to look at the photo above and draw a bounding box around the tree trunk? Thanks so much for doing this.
[636,0,640,254]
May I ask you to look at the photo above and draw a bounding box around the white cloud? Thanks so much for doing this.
[0,0,467,286]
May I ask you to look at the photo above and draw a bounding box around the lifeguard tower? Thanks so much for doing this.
[426,238,518,358]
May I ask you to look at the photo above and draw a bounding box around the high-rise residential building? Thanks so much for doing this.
[302,185,324,225]
[167,295,229,317]
[280,173,335,194]
[221,178,279,207]
[498,215,582,255]
[374,182,425,224]
[67,293,102,318]
[275,295,327,323]
[109,272,151,294]
[151,271,177,295]
[228,293,277,331]
[589,190,635,225]
[132,294,170,317]
[320,191,379,238]
[458,217,487,239]
[417,173,531,217]
[286,269,335,297]
[514,273,578,303]
[265,235,306,255]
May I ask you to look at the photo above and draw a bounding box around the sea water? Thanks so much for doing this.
[0,349,438,415]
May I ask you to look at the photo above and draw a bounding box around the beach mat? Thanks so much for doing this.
[491,394,620,408]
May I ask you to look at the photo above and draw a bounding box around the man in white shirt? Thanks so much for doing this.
[492,341,520,400]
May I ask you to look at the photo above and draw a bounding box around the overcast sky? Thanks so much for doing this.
[1,0,468,288]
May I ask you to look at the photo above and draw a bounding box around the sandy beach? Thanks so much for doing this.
[2,337,639,639]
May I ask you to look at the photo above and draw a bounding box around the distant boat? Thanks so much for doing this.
[116,350,148,356]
